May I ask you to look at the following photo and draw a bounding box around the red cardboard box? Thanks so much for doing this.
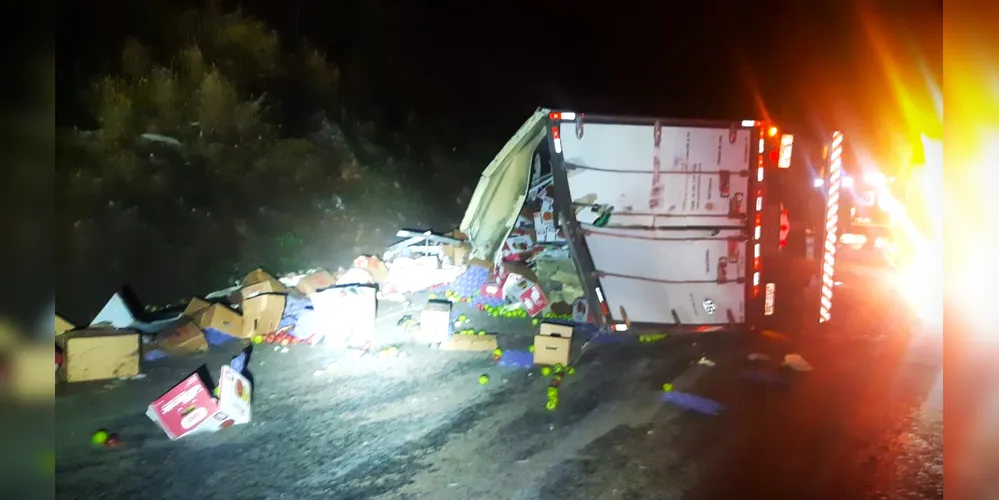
[146,365,252,440]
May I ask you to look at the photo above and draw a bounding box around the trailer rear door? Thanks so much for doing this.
[549,114,758,330]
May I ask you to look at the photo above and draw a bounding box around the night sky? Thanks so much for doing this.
[58,0,942,148]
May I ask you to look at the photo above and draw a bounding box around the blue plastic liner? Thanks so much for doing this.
[204,328,238,346]
[661,391,725,415]
[278,294,314,331]
[497,350,534,369]
[143,349,167,362]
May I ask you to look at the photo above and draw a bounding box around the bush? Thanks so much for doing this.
[55,6,461,320]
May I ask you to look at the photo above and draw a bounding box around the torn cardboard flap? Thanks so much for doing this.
[59,328,141,383]
[439,334,498,352]
[157,318,209,356]
[241,293,287,338]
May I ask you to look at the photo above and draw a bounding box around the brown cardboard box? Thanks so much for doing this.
[184,297,211,316]
[239,278,287,302]
[13,344,55,399]
[60,328,140,382]
[533,322,573,366]
[442,243,471,265]
[439,334,498,352]
[353,255,389,282]
[55,314,75,336]
[241,293,287,338]
[190,303,243,339]
[241,268,274,286]
[239,268,288,302]
[296,270,336,296]
[156,318,208,356]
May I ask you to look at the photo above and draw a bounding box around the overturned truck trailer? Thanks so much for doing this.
[461,108,801,334]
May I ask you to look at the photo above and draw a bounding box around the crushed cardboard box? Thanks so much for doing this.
[185,299,243,339]
[498,262,549,317]
[57,328,141,383]
[533,322,573,366]
[146,364,252,440]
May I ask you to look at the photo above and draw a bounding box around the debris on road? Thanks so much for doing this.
[661,391,725,415]
[747,353,772,362]
[419,299,453,345]
[439,334,497,352]
[57,327,140,383]
[91,429,110,446]
[697,356,716,367]
[533,322,573,366]
[782,353,813,372]
[497,350,533,369]
[146,364,252,440]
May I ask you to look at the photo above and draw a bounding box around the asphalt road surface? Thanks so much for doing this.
[54,297,942,500]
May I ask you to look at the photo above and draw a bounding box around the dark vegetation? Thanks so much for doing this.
[56,4,492,320]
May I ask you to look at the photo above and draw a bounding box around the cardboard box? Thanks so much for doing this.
[55,315,75,336]
[184,297,211,316]
[498,262,549,316]
[241,268,275,286]
[418,299,452,344]
[190,303,243,339]
[241,293,287,338]
[310,284,377,346]
[510,280,549,317]
[502,232,535,261]
[439,334,498,352]
[533,322,573,366]
[239,277,287,302]
[479,282,504,301]
[146,365,252,440]
[157,318,209,356]
[353,255,389,283]
[442,243,471,266]
[296,270,336,296]
[60,328,140,382]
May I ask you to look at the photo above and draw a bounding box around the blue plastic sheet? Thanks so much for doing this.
[278,294,314,331]
[661,391,725,415]
[204,329,238,346]
[497,350,534,369]
[143,349,167,362]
